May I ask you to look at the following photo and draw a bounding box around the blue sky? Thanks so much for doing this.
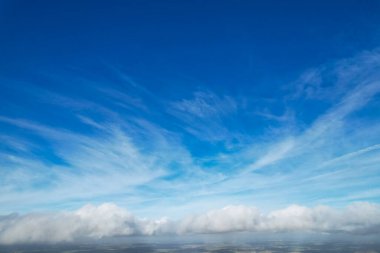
[1,1,380,240]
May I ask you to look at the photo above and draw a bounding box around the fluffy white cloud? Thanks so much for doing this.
[0,203,172,244]
[177,205,261,234]
[1,202,380,244]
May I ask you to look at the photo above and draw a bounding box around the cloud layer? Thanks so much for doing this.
[1,48,380,233]
[1,202,380,244]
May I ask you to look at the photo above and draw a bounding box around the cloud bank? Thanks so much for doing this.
[1,202,380,244]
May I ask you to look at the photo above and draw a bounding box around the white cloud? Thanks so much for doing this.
[168,91,240,143]
[1,48,380,222]
[171,91,237,119]
[177,205,261,234]
[245,138,295,171]
[243,50,380,173]
[0,117,194,214]
[291,49,380,101]
[0,203,169,244]
[1,202,380,244]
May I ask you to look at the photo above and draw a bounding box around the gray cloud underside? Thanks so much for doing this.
[1,202,380,244]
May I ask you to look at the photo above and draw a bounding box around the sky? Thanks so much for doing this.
[1,0,380,244]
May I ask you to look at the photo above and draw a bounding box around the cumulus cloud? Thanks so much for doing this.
[0,203,167,244]
[1,202,380,244]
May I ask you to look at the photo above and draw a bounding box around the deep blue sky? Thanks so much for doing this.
[1,0,380,220]
[2,1,380,85]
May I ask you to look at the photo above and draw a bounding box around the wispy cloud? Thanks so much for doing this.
[171,91,237,119]
[168,91,240,143]
[254,107,295,123]
[0,116,194,214]
[0,48,380,223]
[291,49,380,101]
[241,50,380,171]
